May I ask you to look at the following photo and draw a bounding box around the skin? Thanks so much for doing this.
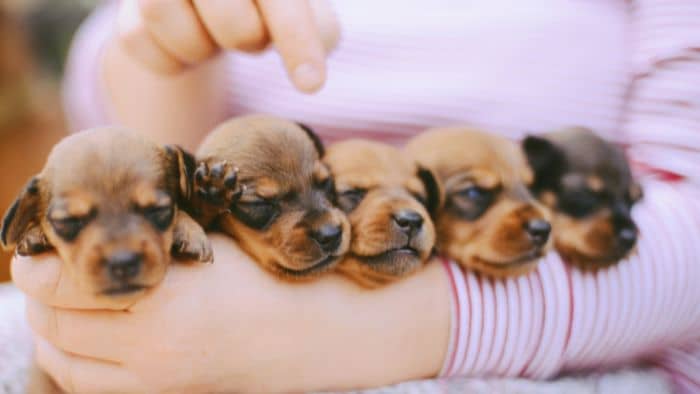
[107,0,340,149]
[13,235,450,393]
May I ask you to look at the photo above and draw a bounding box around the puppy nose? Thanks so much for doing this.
[106,251,142,281]
[525,219,551,246]
[393,210,424,234]
[310,224,343,252]
[617,226,638,249]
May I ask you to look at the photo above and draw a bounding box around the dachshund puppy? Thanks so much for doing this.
[0,128,212,296]
[191,115,350,280]
[522,127,642,269]
[406,127,551,277]
[0,128,212,394]
[323,140,440,288]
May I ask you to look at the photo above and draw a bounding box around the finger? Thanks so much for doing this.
[194,0,269,52]
[35,337,144,394]
[11,254,136,310]
[117,0,185,74]
[256,0,327,92]
[27,299,134,362]
[138,0,217,65]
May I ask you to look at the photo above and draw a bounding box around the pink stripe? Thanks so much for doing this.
[439,258,460,377]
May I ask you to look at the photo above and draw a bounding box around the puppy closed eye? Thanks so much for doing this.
[559,189,600,218]
[233,199,280,230]
[316,177,335,197]
[337,189,366,212]
[450,186,495,220]
[50,212,94,241]
[140,204,174,231]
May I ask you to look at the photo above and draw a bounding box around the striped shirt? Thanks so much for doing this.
[64,1,700,391]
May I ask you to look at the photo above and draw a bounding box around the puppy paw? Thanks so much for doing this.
[194,161,243,209]
[171,211,214,263]
[172,237,213,263]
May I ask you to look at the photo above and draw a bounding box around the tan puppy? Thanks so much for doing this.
[0,128,212,394]
[323,140,440,288]
[191,115,350,280]
[1,128,212,296]
[406,127,550,277]
[522,127,642,269]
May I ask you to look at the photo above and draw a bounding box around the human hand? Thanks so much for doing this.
[117,0,340,93]
[12,234,449,393]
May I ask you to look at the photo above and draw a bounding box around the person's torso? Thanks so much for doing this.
[225,0,630,144]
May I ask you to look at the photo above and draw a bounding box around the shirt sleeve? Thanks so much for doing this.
[62,0,119,131]
[621,0,700,181]
[439,2,700,388]
[439,179,700,384]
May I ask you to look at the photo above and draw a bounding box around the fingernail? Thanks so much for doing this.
[293,63,323,92]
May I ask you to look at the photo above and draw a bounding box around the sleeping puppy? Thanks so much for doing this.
[406,127,551,277]
[323,140,440,288]
[191,115,350,280]
[0,128,212,296]
[522,127,642,269]
[0,128,212,394]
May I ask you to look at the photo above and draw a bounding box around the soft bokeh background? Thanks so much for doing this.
[0,0,98,282]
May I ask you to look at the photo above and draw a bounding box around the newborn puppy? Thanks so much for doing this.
[523,127,642,269]
[406,127,551,277]
[191,115,350,280]
[0,128,212,296]
[323,140,440,288]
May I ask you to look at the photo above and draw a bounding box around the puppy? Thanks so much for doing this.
[191,114,350,280]
[406,127,551,277]
[323,140,440,288]
[522,127,642,269]
[0,128,212,296]
[0,128,212,394]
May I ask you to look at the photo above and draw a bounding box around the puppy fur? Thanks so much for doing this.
[406,127,551,277]
[323,139,440,288]
[191,114,350,280]
[523,127,642,269]
[0,128,212,297]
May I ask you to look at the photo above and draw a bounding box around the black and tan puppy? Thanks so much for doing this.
[406,127,551,277]
[0,128,212,296]
[191,115,350,280]
[522,127,642,269]
[323,140,440,288]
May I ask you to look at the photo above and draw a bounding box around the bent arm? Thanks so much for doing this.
[62,1,230,149]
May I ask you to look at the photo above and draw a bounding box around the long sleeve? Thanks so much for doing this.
[439,180,700,381]
[440,2,700,390]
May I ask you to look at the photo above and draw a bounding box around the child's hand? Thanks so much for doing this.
[117,0,340,93]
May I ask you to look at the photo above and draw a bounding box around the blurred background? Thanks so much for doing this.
[0,0,99,282]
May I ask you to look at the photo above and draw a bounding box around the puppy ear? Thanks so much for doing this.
[629,181,643,203]
[1,177,42,250]
[522,135,565,183]
[417,166,444,217]
[297,122,325,158]
[164,145,196,202]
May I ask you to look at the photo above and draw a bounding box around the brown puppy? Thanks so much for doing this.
[406,127,551,277]
[323,140,440,288]
[522,127,642,269]
[0,128,212,296]
[1,128,212,394]
[191,115,350,280]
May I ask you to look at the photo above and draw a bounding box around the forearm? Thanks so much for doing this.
[226,252,451,393]
[63,2,231,149]
[101,40,230,150]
